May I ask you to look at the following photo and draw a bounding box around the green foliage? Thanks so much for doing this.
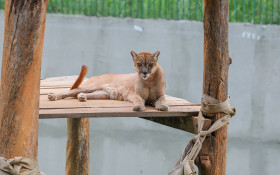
[0,0,279,24]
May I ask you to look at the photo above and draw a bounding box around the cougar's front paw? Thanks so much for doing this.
[156,104,169,111]
[48,93,57,101]
[78,93,87,102]
[133,105,146,111]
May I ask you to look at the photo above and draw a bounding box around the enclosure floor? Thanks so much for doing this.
[39,76,200,119]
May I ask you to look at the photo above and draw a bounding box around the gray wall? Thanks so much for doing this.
[0,11,280,175]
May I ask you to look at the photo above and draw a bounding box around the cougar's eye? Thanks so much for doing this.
[149,63,153,67]
[137,63,142,67]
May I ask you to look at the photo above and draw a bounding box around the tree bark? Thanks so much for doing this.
[196,0,231,174]
[0,0,48,159]
[66,118,90,175]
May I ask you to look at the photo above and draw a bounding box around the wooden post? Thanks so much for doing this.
[196,0,231,174]
[66,118,90,175]
[0,0,48,159]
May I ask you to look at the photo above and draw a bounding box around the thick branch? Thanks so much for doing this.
[197,0,230,174]
[0,0,48,159]
[66,118,89,175]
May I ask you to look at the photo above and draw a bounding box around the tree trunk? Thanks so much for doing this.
[66,118,90,175]
[0,0,48,159]
[196,0,231,174]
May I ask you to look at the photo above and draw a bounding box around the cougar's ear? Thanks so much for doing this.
[153,51,160,61]
[131,50,137,61]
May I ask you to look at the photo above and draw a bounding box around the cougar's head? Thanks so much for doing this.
[131,51,160,80]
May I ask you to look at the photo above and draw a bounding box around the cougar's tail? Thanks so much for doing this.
[70,65,88,90]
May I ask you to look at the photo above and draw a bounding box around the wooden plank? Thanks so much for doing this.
[39,95,194,109]
[41,76,82,82]
[40,88,70,95]
[40,76,87,88]
[40,82,72,88]
[40,86,73,89]
[39,105,200,119]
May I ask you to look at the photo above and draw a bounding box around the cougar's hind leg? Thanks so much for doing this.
[77,90,110,102]
[48,88,89,101]
[87,90,110,99]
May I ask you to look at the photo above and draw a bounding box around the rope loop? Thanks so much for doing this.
[168,94,236,175]
[201,94,236,116]
[0,157,45,175]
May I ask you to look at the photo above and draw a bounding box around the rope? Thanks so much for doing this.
[0,157,45,175]
[168,94,236,175]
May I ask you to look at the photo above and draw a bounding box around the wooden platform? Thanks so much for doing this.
[39,76,205,133]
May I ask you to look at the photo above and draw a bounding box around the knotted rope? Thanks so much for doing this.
[0,157,45,175]
[168,94,236,175]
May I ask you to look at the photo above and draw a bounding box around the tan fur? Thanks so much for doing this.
[48,51,168,111]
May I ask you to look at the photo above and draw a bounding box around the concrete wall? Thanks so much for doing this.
[0,11,280,175]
